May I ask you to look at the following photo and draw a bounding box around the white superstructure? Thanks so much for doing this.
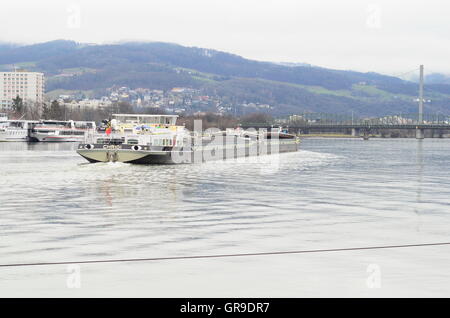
[30,120,96,142]
[110,114,179,134]
[0,70,45,111]
[0,120,37,142]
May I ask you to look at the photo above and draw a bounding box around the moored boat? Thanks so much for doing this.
[0,126,6,142]
[0,120,38,142]
[0,115,8,141]
[29,120,96,142]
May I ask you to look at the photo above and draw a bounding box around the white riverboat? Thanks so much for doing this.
[0,126,6,142]
[77,114,300,164]
[29,120,96,142]
[0,120,38,142]
[0,114,8,141]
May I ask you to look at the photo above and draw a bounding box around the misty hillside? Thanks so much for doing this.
[0,40,449,116]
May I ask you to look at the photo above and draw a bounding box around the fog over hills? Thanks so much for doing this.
[1,40,449,116]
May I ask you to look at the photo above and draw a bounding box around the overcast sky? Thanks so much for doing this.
[2,0,449,75]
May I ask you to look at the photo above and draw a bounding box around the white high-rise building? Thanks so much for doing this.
[0,70,45,110]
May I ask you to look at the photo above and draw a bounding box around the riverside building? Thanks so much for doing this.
[0,70,45,111]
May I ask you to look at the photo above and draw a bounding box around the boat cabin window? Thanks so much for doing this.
[74,122,95,129]
[112,114,178,126]
[42,121,71,127]
[60,131,85,135]
[9,122,24,128]
[32,129,55,134]
[96,138,124,145]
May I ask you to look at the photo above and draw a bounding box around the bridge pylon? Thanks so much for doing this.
[416,65,425,139]
[416,128,424,139]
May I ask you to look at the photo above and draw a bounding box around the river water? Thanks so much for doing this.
[0,138,450,297]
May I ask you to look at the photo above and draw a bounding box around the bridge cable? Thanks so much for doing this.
[1,242,450,268]
[391,68,420,79]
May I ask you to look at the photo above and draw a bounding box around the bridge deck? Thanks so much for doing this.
[241,124,450,130]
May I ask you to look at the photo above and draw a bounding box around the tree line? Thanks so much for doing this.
[7,95,273,128]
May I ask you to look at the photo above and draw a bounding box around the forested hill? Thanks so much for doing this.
[0,39,449,116]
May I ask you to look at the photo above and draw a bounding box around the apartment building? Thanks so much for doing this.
[0,70,45,110]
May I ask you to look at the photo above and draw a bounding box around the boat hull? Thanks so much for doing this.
[0,130,28,142]
[77,140,299,164]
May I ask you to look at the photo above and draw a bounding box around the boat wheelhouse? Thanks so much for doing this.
[110,114,179,134]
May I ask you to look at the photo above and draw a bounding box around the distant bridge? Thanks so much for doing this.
[240,65,450,139]
[240,113,450,139]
